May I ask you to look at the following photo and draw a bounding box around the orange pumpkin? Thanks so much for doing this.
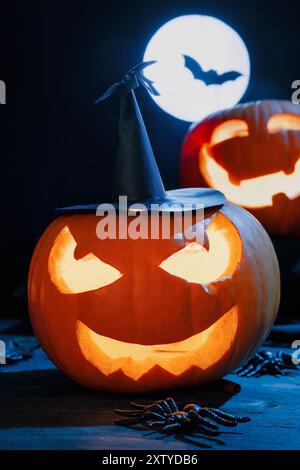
[28,202,280,393]
[181,100,300,236]
[29,66,280,393]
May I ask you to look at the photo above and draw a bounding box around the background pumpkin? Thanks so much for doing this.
[181,100,300,237]
[28,203,280,393]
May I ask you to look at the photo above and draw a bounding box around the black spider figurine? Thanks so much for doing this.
[235,350,299,377]
[114,397,250,434]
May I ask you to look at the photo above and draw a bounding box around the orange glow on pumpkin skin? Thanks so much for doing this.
[46,215,241,380]
[28,206,280,392]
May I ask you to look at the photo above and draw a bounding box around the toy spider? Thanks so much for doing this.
[235,350,299,377]
[114,397,250,434]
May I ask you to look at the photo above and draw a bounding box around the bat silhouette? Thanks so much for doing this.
[183,55,242,86]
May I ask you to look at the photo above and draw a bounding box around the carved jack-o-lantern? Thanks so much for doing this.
[29,205,279,393]
[28,67,280,393]
[181,100,300,236]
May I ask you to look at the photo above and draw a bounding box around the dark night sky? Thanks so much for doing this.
[0,0,299,317]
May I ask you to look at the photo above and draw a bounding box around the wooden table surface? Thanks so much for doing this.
[0,335,299,450]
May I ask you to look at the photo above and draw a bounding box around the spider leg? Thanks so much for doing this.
[246,359,269,377]
[130,402,148,409]
[236,362,257,377]
[162,422,182,432]
[156,400,172,415]
[235,356,257,372]
[190,411,219,430]
[275,351,284,363]
[268,361,285,376]
[258,351,270,360]
[150,403,169,416]
[148,420,167,427]
[165,397,179,413]
[130,401,167,414]
[133,402,168,415]
[236,351,269,377]
[200,408,239,427]
[207,408,250,423]
[144,411,166,421]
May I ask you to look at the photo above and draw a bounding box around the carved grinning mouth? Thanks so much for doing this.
[199,114,300,208]
[200,146,300,208]
[76,305,238,381]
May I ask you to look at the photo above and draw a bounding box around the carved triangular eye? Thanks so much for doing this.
[267,113,300,133]
[48,226,122,294]
[159,214,241,285]
[211,119,249,146]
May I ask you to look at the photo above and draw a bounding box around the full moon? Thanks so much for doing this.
[143,15,250,122]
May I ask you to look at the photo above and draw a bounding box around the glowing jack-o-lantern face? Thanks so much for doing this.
[181,100,300,236]
[28,203,279,393]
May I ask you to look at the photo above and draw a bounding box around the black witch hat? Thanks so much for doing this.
[58,62,225,214]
